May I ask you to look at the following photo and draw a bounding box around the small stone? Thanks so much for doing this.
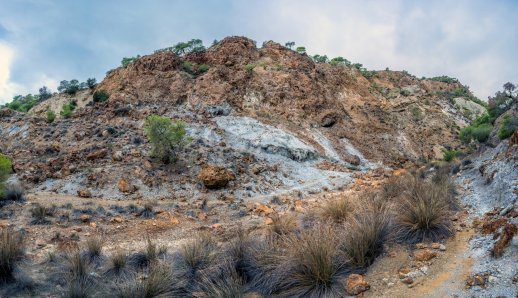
[112,151,123,161]
[35,240,46,248]
[198,212,208,221]
[414,249,437,262]
[80,214,91,223]
[401,277,414,284]
[346,274,370,295]
[264,217,273,225]
[77,189,92,198]
[439,244,447,251]
[118,178,136,193]
[431,243,441,249]
[416,243,427,249]
[110,216,123,223]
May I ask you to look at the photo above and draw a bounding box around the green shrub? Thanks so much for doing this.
[0,154,12,199]
[144,115,191,164]
[498,115,518,140]
[60,101,76,119]
[471,124,493,142]
[121,55,140,67]
[244,64,256,72]
[181,61,194,74]
[57,80,80,95]
[443,149,460,162]
[429,76,458,84]
[46,108,56,123]
[197,64,210,73]
[295,46,306,54]
[460,113,494,144]
[329,56,351,66]
[93,90,110,103]
[400,89,411,97]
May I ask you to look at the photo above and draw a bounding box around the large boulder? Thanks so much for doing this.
[198,165,235,189]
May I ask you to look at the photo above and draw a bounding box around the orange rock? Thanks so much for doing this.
[431,242,441,249]
[346,274,370,295]
[118,178,136,193]
[198,212,208,221]
[110,216,124,223]
[198,165,235,189]
[393,169,407,177]
[77,189,92,198]
[89,222,97,228]
[254,203,274,215]
[79,214,91,223]
[414,249,437,262]
[264,217,273,225]
[211,223,222,229]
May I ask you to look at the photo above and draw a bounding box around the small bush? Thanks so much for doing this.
[46,108,56,123]
[460,123,493,144]
[269,213,297,235]
[181,61,194,74]
[0,155,12,200]
[393,176,454,243]
[144,115,191,164]
[104,249,130,278]
[320,197,352,223]
[341,196,390,268]
[128,238,164,268]
[498,115,518,140]
[4,183,25,202]
[83,236,104,262]
[140,203,155,218]
[443,149,460,162]
[86,78,97,89]
[121,55,140,67]
[113,263,179,298]
[58,80,80,95]
[197,64,210,73]
[198,262,246,297]
[244,64,256,72]
[60,101,77,119]
[93,90,110,103]
[30,205,52,225]
[178,234,217,279]
[0,229,25,282]
[275,225,349,297]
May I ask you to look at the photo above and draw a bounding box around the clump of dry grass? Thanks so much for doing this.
[341,194,391,268]
[197,261,246,298]
[269,213,297,235]
[30,205,53,225]
[83,236,104,263]
[177,233,217,280]
[393,175,454,243]
[105,248,130,278]
[0,228,25,283]
[320,197,352,223]
[128,238,166,269]
[274,225,350,297]
[112,262,182,298]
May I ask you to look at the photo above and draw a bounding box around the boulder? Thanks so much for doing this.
[346,274,370,295]
[198,165,235,189]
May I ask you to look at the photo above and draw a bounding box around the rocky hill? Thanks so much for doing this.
[0,36,483,200]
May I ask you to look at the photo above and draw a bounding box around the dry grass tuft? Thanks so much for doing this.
[393,176,454,243]
[341,195,391,268]
[178,233,217,279]
[269,213,297,235]
[320,197,353,223]
[0,228,25,283]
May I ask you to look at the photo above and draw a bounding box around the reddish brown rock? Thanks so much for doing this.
[492,223,517,257]
[80,214,91,223]
[118,178,137,193]
[414,249,437,262]
[77,189,92,198]
[86,149,108,161]
[346,274,370,295]
[198,165,235,189]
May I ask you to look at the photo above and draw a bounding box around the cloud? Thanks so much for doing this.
[0,42,21,104]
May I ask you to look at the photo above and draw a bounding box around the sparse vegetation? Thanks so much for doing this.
[244,63,256,72]
[30,205,53,225]
[0,154,12,200]
[60,101,77,119]
[498,114,518,140]
[121,55,141,67]
[393,175,454,243]
[443,149,460,162]
[84,236,104,262]
[144,114,191,164]
[320,197,352,223]
[46,108,56,123]
[0,228,25,282]
[295,46,306,54]
[93,90,110,103]
[429,75,459,84]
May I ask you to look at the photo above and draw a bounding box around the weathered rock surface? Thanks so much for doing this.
[198,165,235,189]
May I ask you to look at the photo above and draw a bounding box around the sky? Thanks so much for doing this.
[0,0,517,104]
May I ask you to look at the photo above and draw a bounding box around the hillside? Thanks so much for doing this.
[0,36,516,298]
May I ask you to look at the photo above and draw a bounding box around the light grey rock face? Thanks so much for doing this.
[215,116,319,161]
